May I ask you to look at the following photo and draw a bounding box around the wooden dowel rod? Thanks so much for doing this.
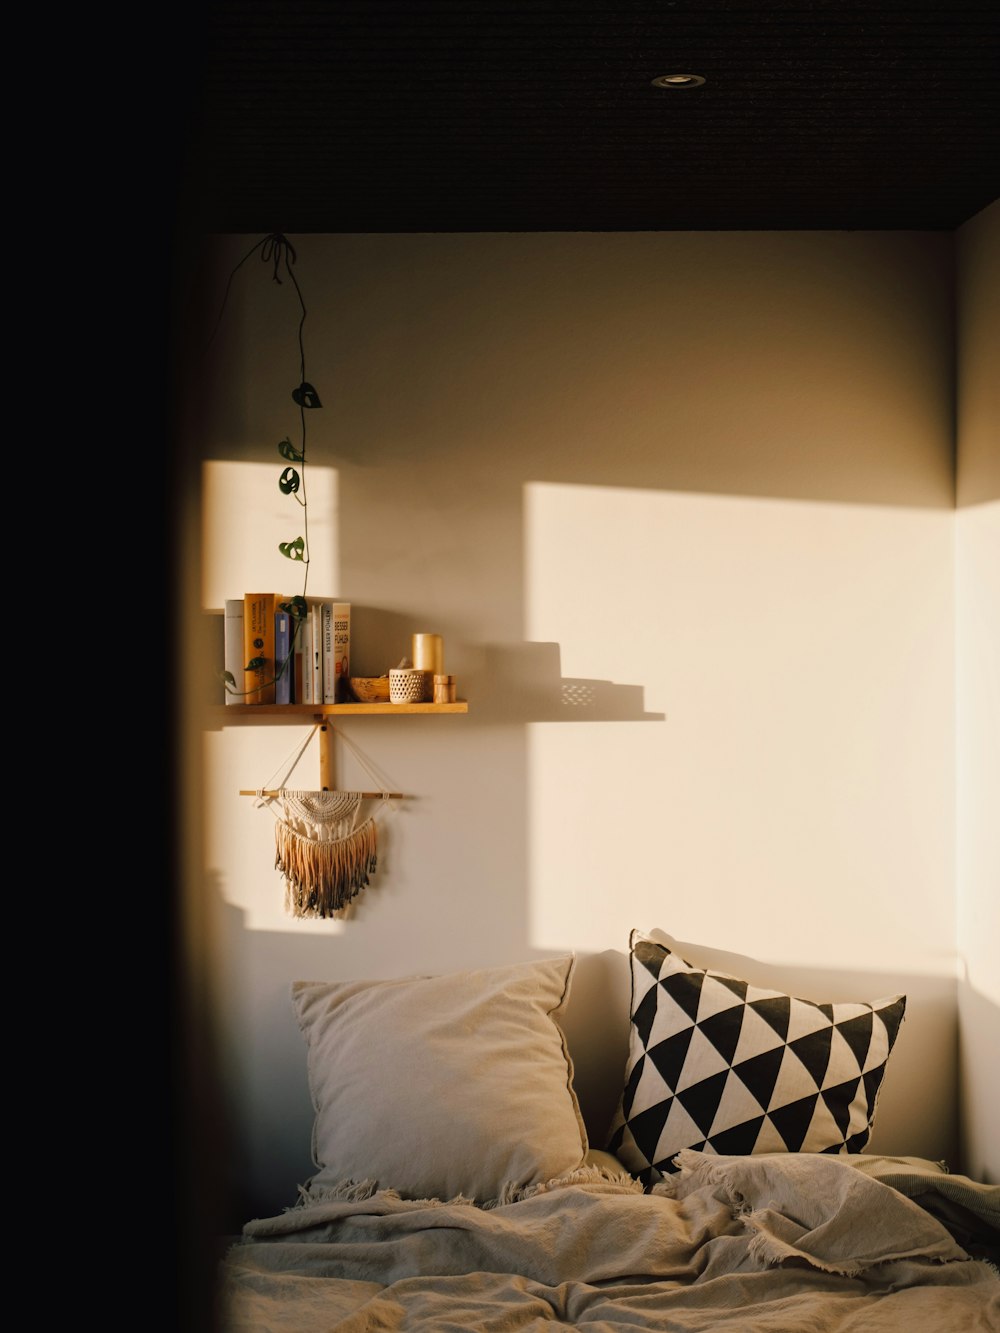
[240,790,405,799]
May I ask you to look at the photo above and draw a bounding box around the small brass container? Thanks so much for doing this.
[412,633,444,673]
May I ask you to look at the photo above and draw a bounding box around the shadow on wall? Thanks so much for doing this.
[469,642,664,724]
[340,615,665,724]
[250,232,956,511]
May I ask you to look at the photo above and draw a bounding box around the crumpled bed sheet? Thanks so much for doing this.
[216,1150,1000,1331]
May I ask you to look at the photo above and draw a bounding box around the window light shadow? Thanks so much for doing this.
[466,641,665,724]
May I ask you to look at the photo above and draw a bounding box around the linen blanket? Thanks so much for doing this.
[217,1151,1000,1331]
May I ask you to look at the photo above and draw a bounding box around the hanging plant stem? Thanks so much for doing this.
[213,233,319,698]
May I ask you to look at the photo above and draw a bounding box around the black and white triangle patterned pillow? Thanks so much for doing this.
[607,930,906,1185]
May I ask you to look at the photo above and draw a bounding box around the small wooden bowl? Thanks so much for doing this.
[349,676,391,703]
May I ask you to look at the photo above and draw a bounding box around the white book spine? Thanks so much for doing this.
[224,599,244,704]
[322,603,336,704]
[310,603,323,704]
[332,602,350,704]
[298,612,314,705]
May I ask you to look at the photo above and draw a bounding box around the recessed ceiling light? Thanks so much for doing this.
[651,74,706,89]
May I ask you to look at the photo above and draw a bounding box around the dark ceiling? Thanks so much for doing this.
[177,0,999,233]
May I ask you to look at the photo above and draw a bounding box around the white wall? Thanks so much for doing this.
[187,230,964,1225]
[956,199,1000,1183]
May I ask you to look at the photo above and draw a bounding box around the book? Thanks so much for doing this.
[274,607,292,705]
[309,600,323,704]
[322,601,351,703]
[279,596,307,704]
[295,607,314,705]
[224,599,244,705]
[321,603,334,704]
[292,608,308,703]
[243,592,278,704]
[335,600,352,702]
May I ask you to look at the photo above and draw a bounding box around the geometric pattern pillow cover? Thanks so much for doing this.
[607,930,906,1185]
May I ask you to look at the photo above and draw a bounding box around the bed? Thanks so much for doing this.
[215,932,1000,1331]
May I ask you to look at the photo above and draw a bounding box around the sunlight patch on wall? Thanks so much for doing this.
[524,482,956,977]
[201,460,341,609]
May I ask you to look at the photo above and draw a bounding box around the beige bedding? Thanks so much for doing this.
[216,1151,1000,1331]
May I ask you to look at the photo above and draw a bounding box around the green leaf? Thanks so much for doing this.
[245,656,265,672]
[279,536,306,561]
[221,670,236,689]
[279,466,301,495]
[280,596,308,621]
[292,381,322,409]
[278,437,304,463]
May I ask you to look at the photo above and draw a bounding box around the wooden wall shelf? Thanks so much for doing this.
[221,701,468,716]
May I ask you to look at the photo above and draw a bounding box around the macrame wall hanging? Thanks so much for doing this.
[249,726,402,919]
[271,789,380,917]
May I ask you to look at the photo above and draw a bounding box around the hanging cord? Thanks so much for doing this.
[207,232,301,349]
[251,724,401,823]
[253,724,322,810]
[333,726,402,825]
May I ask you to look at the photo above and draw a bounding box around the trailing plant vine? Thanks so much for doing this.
[215,233,318,697]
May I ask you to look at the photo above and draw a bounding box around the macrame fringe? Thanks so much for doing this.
[275,817,378,918]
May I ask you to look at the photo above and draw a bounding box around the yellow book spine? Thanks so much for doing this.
[243,593,278,704]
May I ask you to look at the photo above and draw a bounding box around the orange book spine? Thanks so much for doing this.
[243,592,278,704]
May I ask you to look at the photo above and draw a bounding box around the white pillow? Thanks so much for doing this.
[293,954,589,1204]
